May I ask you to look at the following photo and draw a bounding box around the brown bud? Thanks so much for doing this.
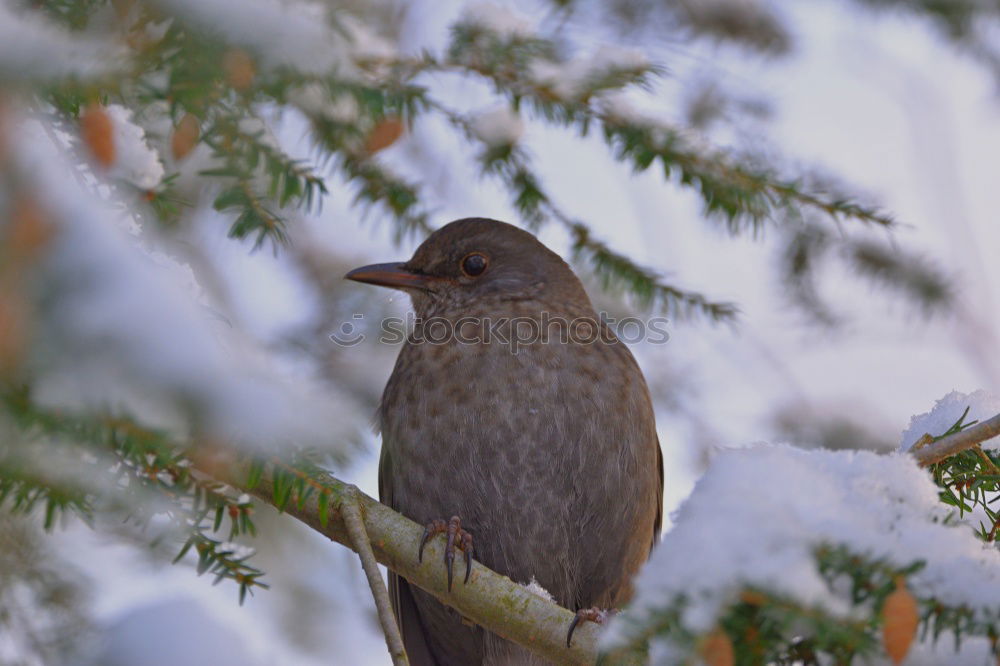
[81,103,116,169]
[110,0,136,20]
[171,113,200,160]
[223,49,256,91]
[364,117,404,154]
[0,287,28,376]
[699,628,735,666]
[189,436,238,479]
[7,196,54,262]
[883,576,919,664]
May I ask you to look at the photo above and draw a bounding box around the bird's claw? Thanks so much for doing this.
[418,519,447,563]
[418,515,473,592]
[567,607,611,648]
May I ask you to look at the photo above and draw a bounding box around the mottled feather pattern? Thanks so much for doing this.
[356,219,663,665]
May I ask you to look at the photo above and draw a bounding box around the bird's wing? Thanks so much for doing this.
[380,445,439,666]
[652,434,664,551]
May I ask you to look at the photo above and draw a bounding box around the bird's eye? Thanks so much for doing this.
[460,252,488,277]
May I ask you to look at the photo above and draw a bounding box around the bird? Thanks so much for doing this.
[346,217,663,665]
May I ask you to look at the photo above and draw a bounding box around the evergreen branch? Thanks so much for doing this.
[614,544,996,664]
[843,238,953,313]
[303,110,434,241]
[777,223,952,324]
[1,392,269,603]
[407,45,895,233]
[216,116,328,213]
[102,425,269,603]
[564,222,739,322]
[34,0,96,28]
[914,407,1000,541]
[0,465,92,530]
[446,23,559,86]
[596,116,895,232]
[201,115,328,248]
[778,222,841,326]
[228,181,287,249]
[283,77,434,241]
[608,124,881,236]
[3,392,617,663]
[339,154,433,240]
[431,98,738,322]
[145,174,191,225]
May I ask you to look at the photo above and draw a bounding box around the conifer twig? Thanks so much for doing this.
[342,485,409,666]
[911,413,1000,466]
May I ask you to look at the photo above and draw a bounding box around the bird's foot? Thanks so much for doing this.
[567,607,614,648]
[418,515,474,592]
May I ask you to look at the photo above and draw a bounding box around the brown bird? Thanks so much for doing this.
[346,218,663,665]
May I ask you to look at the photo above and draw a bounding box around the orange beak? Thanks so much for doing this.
[344,262,437,291]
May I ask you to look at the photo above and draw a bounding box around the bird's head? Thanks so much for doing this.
[345,217,591,317]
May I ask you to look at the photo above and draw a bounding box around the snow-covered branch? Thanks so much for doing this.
[609,444,1000,663]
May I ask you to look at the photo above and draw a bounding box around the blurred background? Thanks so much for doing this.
[1,0,999,664]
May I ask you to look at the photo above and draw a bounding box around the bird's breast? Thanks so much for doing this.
[381,328,652,502]
[379,322,659,607]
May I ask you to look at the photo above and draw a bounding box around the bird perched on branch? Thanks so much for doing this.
[347,217,663,665]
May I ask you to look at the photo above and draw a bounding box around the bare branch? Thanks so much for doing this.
[911,413,1000,466]
[342,485,409,665]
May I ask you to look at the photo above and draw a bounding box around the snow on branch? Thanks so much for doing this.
[152,0,383,74]
[899,389,1000,454]
[529,46,652,101]
[101,105,166,189]
[8,113,353,455]
[205,396,1000,664]
[901,391,1000,541]
[0,2,124,82]
[459,1,537,39]
[608,444,1000,663]
[469,105,525,147]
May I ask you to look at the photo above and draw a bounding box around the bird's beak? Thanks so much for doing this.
[344,262,437,291]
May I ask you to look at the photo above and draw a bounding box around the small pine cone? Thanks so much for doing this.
[699,627,734,666]
[883,576,919,664]
[364,117,405,154]
[223,49,256,91]
[172,113,200,160]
